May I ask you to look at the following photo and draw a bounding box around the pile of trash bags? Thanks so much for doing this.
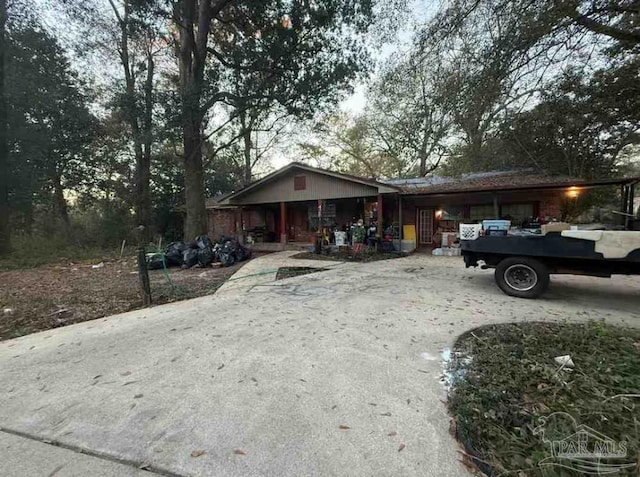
[148,235,251,270]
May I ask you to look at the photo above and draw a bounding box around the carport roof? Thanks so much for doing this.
[384,170,640,195]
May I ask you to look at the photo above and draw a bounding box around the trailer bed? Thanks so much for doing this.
[461,231,640,298]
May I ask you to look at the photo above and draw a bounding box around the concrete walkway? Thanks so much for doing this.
[1,255,639,476]
[216,251,345,295]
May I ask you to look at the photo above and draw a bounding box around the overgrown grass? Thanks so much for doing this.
[448,321,640,476]
[0,237,127,270]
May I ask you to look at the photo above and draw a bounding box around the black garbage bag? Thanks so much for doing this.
[218,250,236,267]
[196,235,213,249]
[197,247,215,267]
[147,254,167,270]
[235,243,251,262]
[182,248,199,268]
[165,241,188,266]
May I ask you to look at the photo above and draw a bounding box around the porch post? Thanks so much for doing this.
[493,193,499,218]
[280,201,287,244]
[238,207,244,244]
[377,193,383,237]
[398,195,403,240]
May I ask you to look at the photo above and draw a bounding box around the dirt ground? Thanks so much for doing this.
[0,257,247,341]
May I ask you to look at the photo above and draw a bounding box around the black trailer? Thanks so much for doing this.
[461,231,640,298]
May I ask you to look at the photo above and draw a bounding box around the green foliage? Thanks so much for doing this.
[411,0,640,179]
[6,21,95,233]
[448,321,640,476]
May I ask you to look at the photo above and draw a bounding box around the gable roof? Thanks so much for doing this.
[220,162,398,204]
[384,170,640,195]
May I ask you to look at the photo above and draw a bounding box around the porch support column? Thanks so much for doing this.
[398,195,403,240]
[280,202,287,245]
[377,193,383,237]
[493,193,499,218]
[238,207,244,244]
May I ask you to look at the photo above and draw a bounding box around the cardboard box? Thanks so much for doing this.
[541,222,571,235]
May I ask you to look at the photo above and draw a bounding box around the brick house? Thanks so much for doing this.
[205,163,638,250]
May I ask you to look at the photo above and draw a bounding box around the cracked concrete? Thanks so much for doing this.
[1,253,639,476]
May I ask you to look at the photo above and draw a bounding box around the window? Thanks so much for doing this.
[294,175,306,191]
[470,205,495,221]
[501,203,534,225]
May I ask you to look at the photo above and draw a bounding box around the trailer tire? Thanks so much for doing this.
[495,257,550,299]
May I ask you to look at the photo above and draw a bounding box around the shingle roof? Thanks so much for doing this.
[384,170,638,195]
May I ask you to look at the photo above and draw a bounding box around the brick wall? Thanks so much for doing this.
[538,191,563,221]
[207,208,237,240]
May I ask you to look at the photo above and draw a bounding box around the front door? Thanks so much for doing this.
[417,208,434,245]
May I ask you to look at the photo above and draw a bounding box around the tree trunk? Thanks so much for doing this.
[182,117,206,239]
[241,111,252,186]
[135,48,154,239]
[175,0,211,240]
[0,0,9,253]
[111,0,153,241]
[52,172,69,226]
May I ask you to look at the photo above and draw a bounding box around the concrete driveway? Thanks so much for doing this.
[1,253,639,477]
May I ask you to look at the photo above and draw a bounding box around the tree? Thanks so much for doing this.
[505,63,640,179]
[107,0,162,238]
[299,114,410,179]
[0,0,8,252]
[369,49,453,176]
[169,0,376,238]
[61,0,166,240]
[6,23,95,234]
[443,59,640,179]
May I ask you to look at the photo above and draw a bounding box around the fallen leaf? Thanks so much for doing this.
[190,450,206,458]
[120,371,131,377]
[338,425,351,430]
[398,443,405,452]
[388,431,397,437]
[233,449,246,455]
[134,394,143,399]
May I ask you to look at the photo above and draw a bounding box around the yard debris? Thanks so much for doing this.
[3,307,14,315]
[147,235,250,270]
[233,449,246,455]
[553,355,575,368]
[338,425,351,430]
[182,248,199,268]
[398,443,406,452]
[91,262,104,269]
[190,450,206,458]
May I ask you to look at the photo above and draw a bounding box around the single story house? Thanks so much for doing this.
[206,162,638,250]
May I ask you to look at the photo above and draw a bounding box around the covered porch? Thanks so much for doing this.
[240,196,390,252]
[217,162,399,252]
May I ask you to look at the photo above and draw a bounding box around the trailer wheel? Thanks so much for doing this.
[495,257,550,299]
